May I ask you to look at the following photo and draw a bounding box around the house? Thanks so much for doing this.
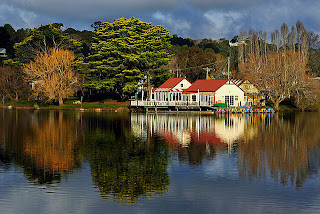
[0,48,7,58]
[151,77,192,101]
[232,79,265,106]
[183,79,245,107]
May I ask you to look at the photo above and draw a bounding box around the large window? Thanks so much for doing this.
[192,95,197,101]
[225,95,234,106]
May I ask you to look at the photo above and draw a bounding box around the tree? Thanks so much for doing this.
[14,24,82,63]
[84,17,172,100]
[24,48,79,105]
[0,66,29,101]
[239,51,311,111]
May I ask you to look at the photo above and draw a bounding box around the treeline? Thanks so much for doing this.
[237,21,320,110]
[0,19,319,108]
[0,19,231,104]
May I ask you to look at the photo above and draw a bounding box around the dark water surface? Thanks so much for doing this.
[1,110,320,213]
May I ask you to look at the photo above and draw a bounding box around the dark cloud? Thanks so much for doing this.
[0,0,319,40]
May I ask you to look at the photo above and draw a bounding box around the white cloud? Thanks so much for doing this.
[0,0,320,39]
[152,11,191,36]
[203,10,243,39]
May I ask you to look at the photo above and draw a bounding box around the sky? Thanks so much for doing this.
[0,0,319,40]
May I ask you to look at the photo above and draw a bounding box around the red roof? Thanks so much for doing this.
[158,77,185,89]
[185,79,229,92]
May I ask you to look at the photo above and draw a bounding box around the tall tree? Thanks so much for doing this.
[281,23,288,52]
[289,26,296,52]
[85,17,172,100]
[24,48,79,105]
[14,24,82,63]
[296,21,305,58]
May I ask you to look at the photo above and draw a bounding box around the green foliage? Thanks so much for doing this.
[84,17,172,100]
[309,48,320,76]
[197,38,230,57]
[83,126,170,201]
[171,34,194,47]
[14,24,83,63]
[152,69,175,88]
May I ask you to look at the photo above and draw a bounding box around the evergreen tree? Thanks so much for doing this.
[84,17,172,100]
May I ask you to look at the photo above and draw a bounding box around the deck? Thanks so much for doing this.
[130,100,217,112]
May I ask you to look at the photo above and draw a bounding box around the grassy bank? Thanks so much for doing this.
[0,99,130,111]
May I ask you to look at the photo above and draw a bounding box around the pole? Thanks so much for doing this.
[81,96,83,108]
[227,57,230,80]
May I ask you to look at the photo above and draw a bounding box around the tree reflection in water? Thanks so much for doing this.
[0,110,82,184]
[238,113,320,187]
[81,113,170,202]
[132,113,320,188]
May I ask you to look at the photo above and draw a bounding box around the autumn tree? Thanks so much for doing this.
[239,51,311,111]
[24,48,79,105]
[84,17,172,100]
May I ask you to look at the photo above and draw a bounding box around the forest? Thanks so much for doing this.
[0,18,319,109]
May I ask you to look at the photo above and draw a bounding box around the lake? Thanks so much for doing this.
[1,109,320,213]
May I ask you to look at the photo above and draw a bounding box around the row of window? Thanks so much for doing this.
[152,93,239,106]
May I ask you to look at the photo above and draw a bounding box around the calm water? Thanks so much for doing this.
[1,110,320,213]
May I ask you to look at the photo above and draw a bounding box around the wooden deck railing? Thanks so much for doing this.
[130,100,212,107]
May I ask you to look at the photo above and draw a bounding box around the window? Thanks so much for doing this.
[180,83,184,88]
[192,95,197,101]
[235,96,238,101]
[225,95,234,106]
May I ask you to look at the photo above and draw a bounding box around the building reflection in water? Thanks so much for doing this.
[131,113,261,165]
[132,113,320,187]
[131,113,256,148]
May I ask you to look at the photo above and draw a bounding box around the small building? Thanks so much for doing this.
[184,79,245,107]
[232,79,265,106]
[151,77,192,101]
[0,48,7,58]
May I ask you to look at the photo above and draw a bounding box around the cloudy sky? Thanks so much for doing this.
[0,0,319,40]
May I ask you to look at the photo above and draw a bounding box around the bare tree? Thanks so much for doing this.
[239,51,311,111]
[296,20,305,58]
[281,23,289,52]
[289,26,296,52]
[238,31,247,63]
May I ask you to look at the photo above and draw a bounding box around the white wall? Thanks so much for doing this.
[173,79,192,90]
[215,83,245,107]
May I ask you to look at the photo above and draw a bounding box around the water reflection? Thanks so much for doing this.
[131,112,320,187]
[1,109,320,207]
[79,112,170,201]
[0,110,82,184]
[238,113,320,187]
[0,110,170,201]
[131,113,258,165]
